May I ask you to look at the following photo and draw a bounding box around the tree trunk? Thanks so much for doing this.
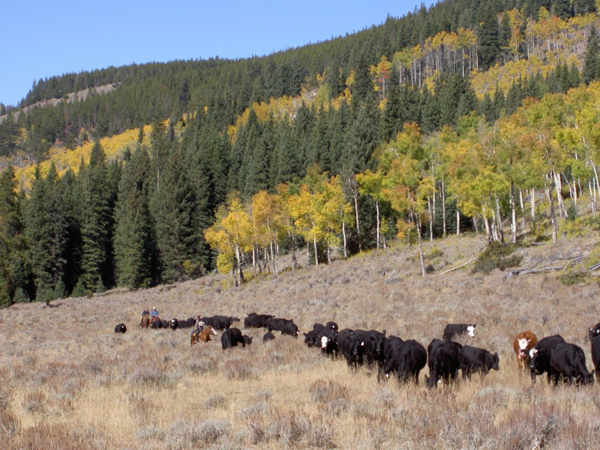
[428,196,434,242]
[531,188,536,222]
[590,180,596,216]
[375,199,380,249]
[234,245,244,286]
[546,185,557,243]
[456,209,460,236]
[495,195,504,243]
[353,192,362,252]
[510,184,517,244]
[416,214,426,277]
[342,222,348,259]
[554,171,567,219]
[519,189,526,232]
[483,214,491,242]
[441,180,447,238]
[313,238,319,267]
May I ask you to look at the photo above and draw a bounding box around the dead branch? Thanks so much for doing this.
[436,257,477,276]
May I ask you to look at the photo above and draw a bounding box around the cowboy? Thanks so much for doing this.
[150,307,159,321]
[191,315,206,341]
[141,307,150,318]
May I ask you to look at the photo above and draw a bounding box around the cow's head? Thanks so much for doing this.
[518,338,531,358]
[467,323,477,338]
[321,335,330,350]
[588,326,600,342]
[528,347,539,369]
[491,353,500,371]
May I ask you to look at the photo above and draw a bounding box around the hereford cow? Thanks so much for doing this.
[425,339,463,388]
[319,328,339,358]
[169,318,179,330]
[550,343,594,386]
[443,323,477,341]
[460,345,499,380]
[513,330,538,373]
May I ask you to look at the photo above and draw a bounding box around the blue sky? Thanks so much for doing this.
[1,1,434,107]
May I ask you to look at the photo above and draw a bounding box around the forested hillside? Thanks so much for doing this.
[2,0,600,306]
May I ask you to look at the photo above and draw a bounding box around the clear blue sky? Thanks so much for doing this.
[1,0,434,107]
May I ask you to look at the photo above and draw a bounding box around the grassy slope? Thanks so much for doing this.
[1,226,600,449]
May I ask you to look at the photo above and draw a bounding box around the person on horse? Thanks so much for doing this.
[150,307,159,320]
[191,315,206,342]
[142,308,150,318]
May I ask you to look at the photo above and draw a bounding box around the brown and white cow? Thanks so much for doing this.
[513,330,538,373]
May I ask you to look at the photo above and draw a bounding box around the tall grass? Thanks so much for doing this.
[2,234,600,448]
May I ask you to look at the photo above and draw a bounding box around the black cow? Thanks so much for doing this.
[304,329,321,347]
[319,328,339,358]
[221,328,245,350]
[592,335,600,382]
[313,323,326,332]
[203,315,237,331]
[178,318,195,329]
[443,323,477,341]
[114,323,127,333]
[244,313,274,329]
[353,329,386,369]
[589,322,600,341]
[460,346,499,380]
[243,335,253,345]
[169,318,179,330]
[337,329,365,370]
[325,321,339,331]
[266,317,299,337]
[550,343,594,386]
[529,334,566,384]
[263,331,276,342]
[151,319,169,329]
[381,339,427,384]
[426,339,463,388]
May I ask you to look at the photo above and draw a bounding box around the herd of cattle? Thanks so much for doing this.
[114,314,600,388]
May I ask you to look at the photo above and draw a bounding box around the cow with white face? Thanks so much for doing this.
[443,323,477,341]
[513,330,538,373]
[319,329,338,358]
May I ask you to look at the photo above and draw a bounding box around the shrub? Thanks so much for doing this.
[472,242,522,274]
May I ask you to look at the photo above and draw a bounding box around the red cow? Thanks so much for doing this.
[513,330,538,373]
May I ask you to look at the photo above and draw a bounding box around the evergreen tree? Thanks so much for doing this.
[573,0,597,15]
[152,147,201,282]
[79,140,112,293]
[382,69,404,141]
[552,0,573,19]
[0,167,27,305]
[478,4,501,70]
[24,164,69,302]
[114,145,156,288]
[583,27,600,84]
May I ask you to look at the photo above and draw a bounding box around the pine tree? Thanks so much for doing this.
[552,0,573,19]
[573,0,597,15]
[478,4,501,70]
[152,147,201,282]
[114,145,156,288]
[583,27,600,84]
[0,167,25,305]
[382,69,403,141]
[79,140,111,293]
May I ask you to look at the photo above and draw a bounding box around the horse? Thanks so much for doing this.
[140,315,150,329]
[191,326,217,346]
[150,315,161,328]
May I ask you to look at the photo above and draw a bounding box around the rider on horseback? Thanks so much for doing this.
[150,307,159,320]
[191,315,206,343]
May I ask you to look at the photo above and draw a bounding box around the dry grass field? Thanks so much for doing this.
[2,233,600,449]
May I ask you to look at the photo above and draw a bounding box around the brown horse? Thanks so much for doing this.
[140,315,150,329]
[191,326,217,346]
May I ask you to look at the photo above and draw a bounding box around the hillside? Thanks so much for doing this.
[2,231,600,448]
